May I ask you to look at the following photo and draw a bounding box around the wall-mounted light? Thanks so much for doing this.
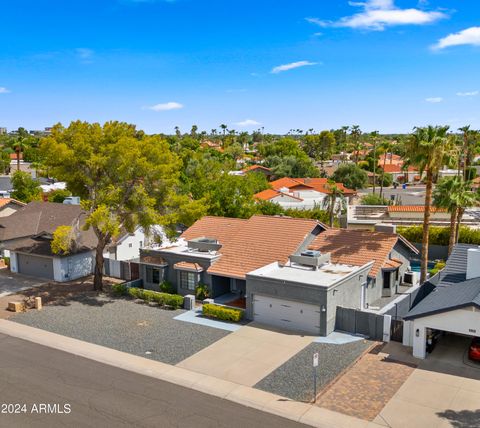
[321,305,326,313]
[415,329,420,337]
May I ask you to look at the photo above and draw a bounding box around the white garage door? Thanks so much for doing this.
[253,294,321,335]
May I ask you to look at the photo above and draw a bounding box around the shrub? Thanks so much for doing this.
[111,283,129,296]
[398,225,480,246]
[202,303,244,322]
[360,193,390,206]
[429,261,446,276]
[195,283,210,300]
[159,280,175,294]
[127,287,184,309]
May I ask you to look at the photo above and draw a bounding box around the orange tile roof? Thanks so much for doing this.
[388,205,447,213]
[173,262,204,272]
[308,229,402,278]
[380,164,419,174]
[9,153,23,160]
[0,198,25,208]
[269,177,355,195]
[254,189,303,201]
[181,216,246,245]
[243,165,272,173]
[182,215,320,279]
[383,259,403,270]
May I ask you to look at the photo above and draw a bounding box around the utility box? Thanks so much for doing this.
[203,298,214,305]
[184,294,195,310]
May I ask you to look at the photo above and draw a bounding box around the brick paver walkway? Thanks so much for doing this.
[316,346,416,421]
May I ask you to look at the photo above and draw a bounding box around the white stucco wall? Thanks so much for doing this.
[412,306,480,359]
[9,252,18,273]
[54,251,95,282]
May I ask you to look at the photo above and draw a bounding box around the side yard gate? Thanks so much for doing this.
[335,307,385,341]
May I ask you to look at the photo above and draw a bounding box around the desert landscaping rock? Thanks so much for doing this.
[255,340,372,402]
[12,295,230,365]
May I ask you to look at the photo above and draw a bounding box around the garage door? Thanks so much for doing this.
[17,254,54,280]
[253,294,321,335]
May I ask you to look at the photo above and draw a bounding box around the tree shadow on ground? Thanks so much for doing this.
[437,409,480,428]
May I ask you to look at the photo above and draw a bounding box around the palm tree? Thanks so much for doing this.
[370,131,379,194]
[7,130,32,172]
[454,181,478,244]
[404,125,453,283]
[322,180,346,227]
[219,124,228,136]
[350,125,362,164]
[379,140,392,198]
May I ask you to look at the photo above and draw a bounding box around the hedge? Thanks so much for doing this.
[128,287,184,309]
[111,283,129,296]
[397,225,480,246]
[202,303,244,322]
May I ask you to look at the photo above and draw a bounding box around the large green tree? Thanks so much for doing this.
[405,125,453,283]
[40,121,181,290]
[332,163,368,190]
[11,170,42,202]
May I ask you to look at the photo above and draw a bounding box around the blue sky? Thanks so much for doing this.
[1,0,480,134]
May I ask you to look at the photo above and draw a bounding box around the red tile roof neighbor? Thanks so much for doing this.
[254,189,303,201]
[0,198,25,208]
[383,259,403,270]
[269,177,356,195]
[308,229,403,278]
[182,215,321,279]
[388,205,447,213]
[243,165,272,173]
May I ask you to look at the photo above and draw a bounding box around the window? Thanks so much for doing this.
[129,243,133,248]
[146,266,161,284]
[180,271,196,290]
[139,241,143,248]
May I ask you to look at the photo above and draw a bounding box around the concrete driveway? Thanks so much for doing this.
[0,270,48,298]
[177,324,314,386]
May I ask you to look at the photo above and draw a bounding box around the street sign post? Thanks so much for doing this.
[313,353,319,403]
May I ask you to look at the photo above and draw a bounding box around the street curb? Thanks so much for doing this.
[0,319,380,428]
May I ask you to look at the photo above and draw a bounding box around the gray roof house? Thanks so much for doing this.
[0,201,97,282]
[404,244,480,359]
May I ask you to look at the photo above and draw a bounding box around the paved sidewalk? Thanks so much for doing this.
[0,319,377,428]
[177,324,314,386]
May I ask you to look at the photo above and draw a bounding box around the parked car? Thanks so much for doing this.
[468,337,480,362]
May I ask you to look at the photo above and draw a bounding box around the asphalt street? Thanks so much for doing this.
[0,333,308,428]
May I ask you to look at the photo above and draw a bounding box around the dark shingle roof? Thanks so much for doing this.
[405,244,480,320]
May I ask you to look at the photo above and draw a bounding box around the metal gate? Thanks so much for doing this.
[390,318,404,342]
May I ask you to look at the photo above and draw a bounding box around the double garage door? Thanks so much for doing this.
[17,254,54,280]
[253,294,321,335]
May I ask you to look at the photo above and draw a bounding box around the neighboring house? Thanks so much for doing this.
[380,164,421,183]
[104,225,173,261]
[404,244,480,359]
[0,201,97,282]
[378,153,403,166]
[0,198,25,217]
[254,177,356,210]
[139,215,417,335]
[348,205,480,229]
[242,165,274,180]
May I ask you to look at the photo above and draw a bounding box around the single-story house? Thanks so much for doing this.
[139,215,417,335]
[404,244,480,359]
[254,177,356,210]
[0,201,97,282]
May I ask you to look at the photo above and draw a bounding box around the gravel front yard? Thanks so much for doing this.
[255,340,373,402]
[12,296,230,365]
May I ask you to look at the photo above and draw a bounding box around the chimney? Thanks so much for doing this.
[466,247,480,280]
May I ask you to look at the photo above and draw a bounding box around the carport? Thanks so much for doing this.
[404,282,480,360]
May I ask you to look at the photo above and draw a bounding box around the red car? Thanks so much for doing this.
[469,337,480,362]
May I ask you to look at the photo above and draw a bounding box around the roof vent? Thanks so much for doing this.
[187,237,222,252]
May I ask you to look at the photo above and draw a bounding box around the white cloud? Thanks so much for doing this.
[75,48,94,63]
[425,97,443,103]
[433,27,480,50]
[457,91,479,97]
[144,102,184,111]
[306,0,446,31]
[235,119,261,127]
[0,87,10,94]
[271,60,317,74]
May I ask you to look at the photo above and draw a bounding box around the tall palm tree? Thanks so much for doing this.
[7,131,32,172]
[433,177,478,256]
[370,131,379,194]
[322,180,346,227]
[219,124,228,136]
[350,125,362,164]
[379,140,392,198]
[404,125,453,283]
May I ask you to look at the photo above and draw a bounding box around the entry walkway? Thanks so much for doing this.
[177,324,314,386]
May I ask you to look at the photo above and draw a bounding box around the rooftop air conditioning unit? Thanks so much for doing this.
[403,271,419,287]
[290,251,331,269]
[187,237,222,252]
